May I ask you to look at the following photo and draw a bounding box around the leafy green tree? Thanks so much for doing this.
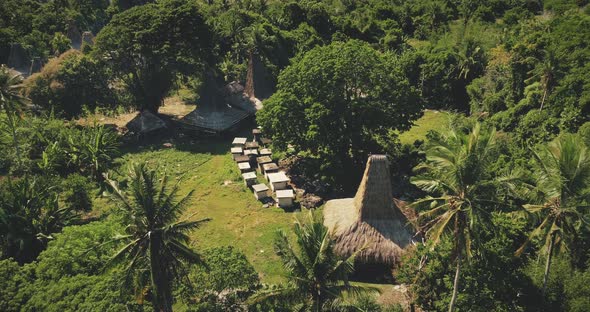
[252,211,372,311]
[524,253,590,312]
[190,246,259,294]
[94,0,213,113]
[467,46,516,114]
[486,13,590,142]
[14,220,135,312]
[411,122,512,312]
[563,266,590,312]
[3,220,135,312]
[50,32,71,56]
[24,50,115,118]
[105,163,210,312]
[516,134,590,296]
[257,40,420,188]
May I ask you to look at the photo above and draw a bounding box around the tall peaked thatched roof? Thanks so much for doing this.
[323,155,416,265]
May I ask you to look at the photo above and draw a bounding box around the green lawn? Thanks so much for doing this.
[399,110,453,145]
[109,137,296,284]
[100,109,452,285]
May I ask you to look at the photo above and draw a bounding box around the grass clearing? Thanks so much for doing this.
[399,110,453,145]
[97,109,452,285]
[107,136,297,284]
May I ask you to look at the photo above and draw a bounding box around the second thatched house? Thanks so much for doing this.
[323,155,417,272]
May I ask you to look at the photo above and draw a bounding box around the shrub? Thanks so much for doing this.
[183,246,260,310]
[60,173,94,212]
[34,221,122,281]
[0,259,32,312]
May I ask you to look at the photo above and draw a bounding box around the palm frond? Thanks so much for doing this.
[166,238,206,266]
[107,237,145,268]
[516,214,553,256]
[426,209,456,248]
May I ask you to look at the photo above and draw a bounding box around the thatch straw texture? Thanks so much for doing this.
[323,155,415,265]
[126,111,166,134]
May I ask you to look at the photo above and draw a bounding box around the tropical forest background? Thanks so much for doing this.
[1,0,590,311]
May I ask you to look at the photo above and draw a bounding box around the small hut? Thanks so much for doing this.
[276,189,294,208]
[259,148,272,157]
[126,111,167,135]
[323,155,416,272]
[242,171,257,187]
[232,137,247,148]
[177,75,259,134]
[252,183,269,200]
[252,128,262,142]
[245,141,259,150]
[231,147,243,160]
[256,156,273,172]
[234,155,250,164]
[244,149,259,160]
[263,163,279,178]
[238,162,252,173]
[268,171,290,191]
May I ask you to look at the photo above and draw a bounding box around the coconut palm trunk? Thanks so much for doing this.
[448,213,463,312]
[540,88,548,111]
[449,249,462,312]
[149,231,173,312]
[542,232,555,296]
[314,291,321,312]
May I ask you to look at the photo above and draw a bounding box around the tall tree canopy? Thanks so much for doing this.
[24,50,114,118]
[257,39,421,188]
[94,0,213,113]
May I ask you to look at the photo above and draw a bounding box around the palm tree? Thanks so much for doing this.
[456,38,483,80]
[252,211,373,311]
[411,122,505,312]
[525,50,557,111]
[516,134,590,295]
[105,163,210,312]
[0,65,27,163]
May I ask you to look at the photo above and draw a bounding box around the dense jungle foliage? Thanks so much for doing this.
[2,0,590,311]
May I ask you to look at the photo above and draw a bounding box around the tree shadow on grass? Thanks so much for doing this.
[119,116,258,157]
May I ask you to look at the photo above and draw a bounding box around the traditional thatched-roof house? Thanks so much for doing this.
[126,110,167,134]
[178,71,261,134]
[323,155,416,267]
